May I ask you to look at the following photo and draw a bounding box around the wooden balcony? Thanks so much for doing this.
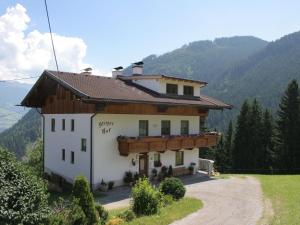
[117,132,220,156]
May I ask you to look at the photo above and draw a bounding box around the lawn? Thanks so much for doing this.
[256,175,300,225]
[109,197,202,225]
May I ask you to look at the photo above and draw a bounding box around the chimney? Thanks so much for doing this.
[132,61,143,75]
[112,66,123,78]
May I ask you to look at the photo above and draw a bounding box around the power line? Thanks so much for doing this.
[44,0,59,71]
[0,76,40,82]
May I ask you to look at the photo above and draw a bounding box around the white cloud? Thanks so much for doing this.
[0,4,110,83]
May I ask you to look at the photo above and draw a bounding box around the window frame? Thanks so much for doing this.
[180,120,189,135]
[62,119,65,131]
[175,151,184,166]
[161,120,171,136]
[71,119,75,132]
[51,118,55,132]
[62,149,65,161]
[200,116,206,131]
[81,138,87,152]
[166,83,178,95]
[153,153,161,167]
[71,151,75,164]
[183,85,194,96]
[139,120,149,137]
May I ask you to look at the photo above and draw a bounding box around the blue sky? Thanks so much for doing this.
[1,0,300,74]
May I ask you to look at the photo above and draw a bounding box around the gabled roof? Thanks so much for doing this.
[21,70,232,109]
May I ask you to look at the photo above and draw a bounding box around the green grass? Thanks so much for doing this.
[109,197,202,225]
[256,175,300,225]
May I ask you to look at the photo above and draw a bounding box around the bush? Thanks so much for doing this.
[0,148,50,224]
[160,177,186,200]
[106,217,124,225]
[131,177,160,215]
[108,181,114,190]
[72,176,98,225]
[95,204,108,225]
[159,193,174,206]
[117,209,135,222]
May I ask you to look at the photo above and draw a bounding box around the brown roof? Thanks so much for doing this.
[21,70,232,109]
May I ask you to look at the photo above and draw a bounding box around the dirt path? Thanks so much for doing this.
[171,176,263,225]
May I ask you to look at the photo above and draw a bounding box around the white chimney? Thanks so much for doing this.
[112,66,123,78]
[132,61,143,75]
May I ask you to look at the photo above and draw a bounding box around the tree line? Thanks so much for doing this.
[213,79,300,174]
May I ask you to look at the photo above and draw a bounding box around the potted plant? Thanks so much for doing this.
[123,171,133,185]
[151,168,158,180]
[100,179,108,191]
[188,166,194,175]
[168,165,173,177]
[161,166,168,179]
[108,181,114,190]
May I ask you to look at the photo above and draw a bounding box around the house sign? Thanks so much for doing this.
[99,121,114,134]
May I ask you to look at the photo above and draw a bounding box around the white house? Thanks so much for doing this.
[21,62,231,189]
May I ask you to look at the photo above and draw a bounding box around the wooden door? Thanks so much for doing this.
[139,154,148,176]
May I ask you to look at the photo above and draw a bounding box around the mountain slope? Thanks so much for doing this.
[0,82,31,132]
[0,109,41,158]
[124,36,268,83]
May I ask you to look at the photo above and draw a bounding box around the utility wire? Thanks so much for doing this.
[44,0,59,71]
[0,76,40,82]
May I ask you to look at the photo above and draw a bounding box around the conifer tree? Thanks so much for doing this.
[261,109,275,172]
[232,100,251,171]
[276,80,300,172]
[224,120,234,171]
[215,135,226,172]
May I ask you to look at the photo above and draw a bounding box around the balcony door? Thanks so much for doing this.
[139,153,148,176]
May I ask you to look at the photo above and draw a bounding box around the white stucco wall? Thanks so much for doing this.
[133,79,161,93]
[44,114,93,183]
[92,114,200,188]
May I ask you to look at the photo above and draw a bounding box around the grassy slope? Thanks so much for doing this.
[109,197,202,225]
[256,175,300,225]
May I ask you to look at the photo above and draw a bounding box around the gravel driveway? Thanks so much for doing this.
[171,176,263,225]
[100,175,263,225]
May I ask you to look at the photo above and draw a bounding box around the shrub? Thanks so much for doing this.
[159,193,174,206]
[95,204,108,225]
[131,177,160,215]
[72,176,98,225]
[160,177,186,200]
[106,217,124,225]
[123,171,133,183]
[0,148,50,224]
[152,168,158,177]
[117,209,135,222]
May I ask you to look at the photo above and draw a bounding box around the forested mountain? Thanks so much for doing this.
[124,36,268,83]
[0,109,41,158]
[2,31,300,157]
[0,82,30,132]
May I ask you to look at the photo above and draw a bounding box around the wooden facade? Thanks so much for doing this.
[42,84,209,116]
[117,133,219,156]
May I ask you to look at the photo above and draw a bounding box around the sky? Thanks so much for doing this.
[0,0,300,82]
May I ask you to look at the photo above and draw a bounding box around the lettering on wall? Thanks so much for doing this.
[99,121,114,134]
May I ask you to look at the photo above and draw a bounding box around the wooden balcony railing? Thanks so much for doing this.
[117,132,220,156]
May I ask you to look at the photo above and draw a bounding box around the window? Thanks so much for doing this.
[200,116,206,131]
[175,151,184,166]
[62,149,65,161]
[62,119,65,131]
[71,151,75,164]
[81,138,87,152]
[166,83,178,94]
[181,120,189,135]
[183,85,194,96]
[51,118,55,132]
[154,153,161,167]
[139,120,149,136]
[161,120,171,135]
[71,119,75,132]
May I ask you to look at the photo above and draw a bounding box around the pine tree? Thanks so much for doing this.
[232,100,251,171]
[224,120,233,171]
[214,135,226,172]
[249,99,264,171]
[276,80,300,172]
[261,109,275,172]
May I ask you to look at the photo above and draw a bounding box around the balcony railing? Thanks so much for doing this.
[117,132,220,156]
